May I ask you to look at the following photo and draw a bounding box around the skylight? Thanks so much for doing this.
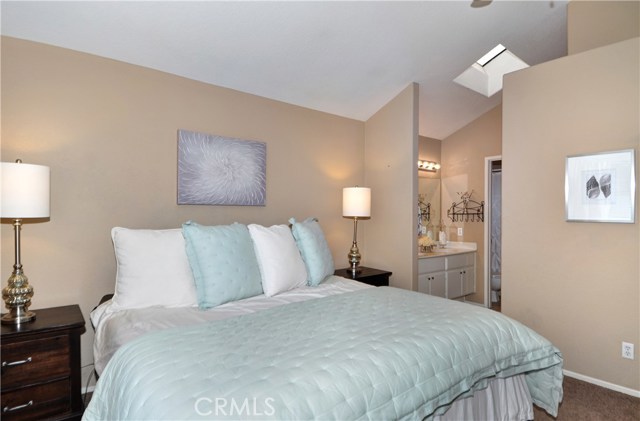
[476,44,507,66]
[454,44,529,97]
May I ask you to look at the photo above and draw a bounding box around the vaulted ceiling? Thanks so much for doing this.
[1,1,568,139]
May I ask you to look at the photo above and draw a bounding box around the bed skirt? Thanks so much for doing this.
[436,374,533,421]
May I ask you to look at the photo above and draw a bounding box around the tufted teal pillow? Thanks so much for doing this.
[182,221,263,309]
[289,217,335,286]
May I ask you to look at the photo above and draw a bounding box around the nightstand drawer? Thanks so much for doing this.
[1,335,70,389]
[1,378,71,421]
[1,305,86,421]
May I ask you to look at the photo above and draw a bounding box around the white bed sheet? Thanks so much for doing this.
[92,275,369,376]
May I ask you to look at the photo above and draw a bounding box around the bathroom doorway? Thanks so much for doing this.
[484,156,502,311]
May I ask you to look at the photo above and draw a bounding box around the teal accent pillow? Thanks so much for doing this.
[182,221,263,309]
[289,217,335,286]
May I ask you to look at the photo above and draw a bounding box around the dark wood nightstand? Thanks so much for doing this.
[334,266,392,287]
[1,305,86,421]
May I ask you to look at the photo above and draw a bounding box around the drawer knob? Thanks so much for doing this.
[2,357,32,368]
[3,400,33,413]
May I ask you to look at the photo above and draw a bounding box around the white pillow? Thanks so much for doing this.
[111,227,198,310]
[248,224,307,297]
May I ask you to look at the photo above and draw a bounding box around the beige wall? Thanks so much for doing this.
[418,136,441,162]
[1,37,365,386]
[568,0,640,55]
[441,105,502,305]
[502,37,639,390]
[364,83,419,291]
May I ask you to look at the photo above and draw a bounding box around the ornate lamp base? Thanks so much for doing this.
[1,307,36,325]
[347,217,363,275]
[2,272,36,325]
[348,242,362,275]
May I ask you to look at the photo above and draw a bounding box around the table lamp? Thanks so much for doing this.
[343,187,371,275]
[1,160,50,324]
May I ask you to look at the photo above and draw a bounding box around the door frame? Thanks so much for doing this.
[483,155,502,308]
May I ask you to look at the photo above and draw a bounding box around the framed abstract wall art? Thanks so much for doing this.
[178,129,266,206]
[565,149,635,223]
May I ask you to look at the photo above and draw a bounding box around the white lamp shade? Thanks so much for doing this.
[343,187,371,218]
[1,162,50,218]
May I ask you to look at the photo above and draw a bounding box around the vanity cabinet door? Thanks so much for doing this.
[446,269,464,299]
[418,274,430,294]
[418,272,446,298]
[462,265,476,295]
[430,272,447,298]
[445,252,476,299]
[419,252,475,300]
[419,256,446,298]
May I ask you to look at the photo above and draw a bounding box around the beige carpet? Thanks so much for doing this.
[533,376,639,420]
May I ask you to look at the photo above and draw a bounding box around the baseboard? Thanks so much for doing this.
[563,369,640,398]
[82,385,95,395]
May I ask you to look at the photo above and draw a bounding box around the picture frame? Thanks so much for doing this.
[177,129,267,206]
[565,149,636,223]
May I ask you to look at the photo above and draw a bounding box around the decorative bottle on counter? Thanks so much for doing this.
[438,230,447,246]
[426,221,434,241]
[438,219,447,247]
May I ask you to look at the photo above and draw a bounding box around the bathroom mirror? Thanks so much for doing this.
[419,177,441,230]
[418,136,442,234]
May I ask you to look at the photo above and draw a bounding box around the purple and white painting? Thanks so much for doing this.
[178,130,266,206]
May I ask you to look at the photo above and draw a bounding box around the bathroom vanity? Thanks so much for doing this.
[418,243,476,300]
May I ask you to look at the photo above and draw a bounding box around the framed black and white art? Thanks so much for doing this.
[565,149,636,223]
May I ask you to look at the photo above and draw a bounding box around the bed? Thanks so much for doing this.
[83,221,563,420]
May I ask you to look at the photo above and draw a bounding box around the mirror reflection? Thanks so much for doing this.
[419,178,440,232]
[418,136,442,241]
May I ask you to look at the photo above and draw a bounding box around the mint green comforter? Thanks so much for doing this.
[84,287,562,420]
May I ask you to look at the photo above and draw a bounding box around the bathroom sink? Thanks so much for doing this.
[432,247,459,253]
[419,243,478,258]
[419,248,469,257]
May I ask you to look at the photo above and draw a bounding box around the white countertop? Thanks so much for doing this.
[419,241,477,259]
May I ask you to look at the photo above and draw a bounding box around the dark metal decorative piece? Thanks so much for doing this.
[447,190,484,222]
[418,195,431,223]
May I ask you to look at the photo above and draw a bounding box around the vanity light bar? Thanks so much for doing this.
[418,160,441,172]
